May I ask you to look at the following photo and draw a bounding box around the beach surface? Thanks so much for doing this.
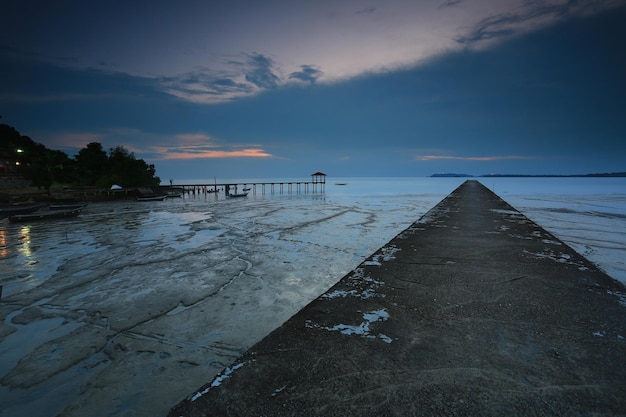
[0,179,448,417]
[170,180,626,416]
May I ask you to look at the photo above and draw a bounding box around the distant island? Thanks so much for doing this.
[431,172,626,178]
[430,173,474,178]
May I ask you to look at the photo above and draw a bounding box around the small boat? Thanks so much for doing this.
[49,202,89,210]
[165,188,184,198]
[242,187,251,191]
[0,203,47,219]
[8,208,83,223]
[136,195,167,201]
[227,192,248,198]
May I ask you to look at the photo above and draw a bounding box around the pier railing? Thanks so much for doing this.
[19,179,326,202]
[161,180,326,197]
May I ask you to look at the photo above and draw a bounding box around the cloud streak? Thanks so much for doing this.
[244,54,280,89]
[288,65,324,84]
[161,53,283,103]
[155,148,272,160]
[151,133,273,160]
[456,0,623,46]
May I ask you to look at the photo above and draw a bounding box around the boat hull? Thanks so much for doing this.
[8,208,83,223]
[136,195,167,201]
[0,203,47,219]
[49,202,89,210]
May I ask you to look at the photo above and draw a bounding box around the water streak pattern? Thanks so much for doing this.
[0,177,624,416]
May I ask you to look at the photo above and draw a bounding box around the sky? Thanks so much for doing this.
[1,0,625,181]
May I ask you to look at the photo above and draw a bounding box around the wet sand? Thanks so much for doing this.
[0,189,440,416]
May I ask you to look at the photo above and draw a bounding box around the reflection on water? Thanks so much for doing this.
[0,226,35,295]
[17,225,32,258]
[0,228,6,258]
[0,226,32,260]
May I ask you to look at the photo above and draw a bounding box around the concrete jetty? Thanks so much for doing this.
[169,180,626,416]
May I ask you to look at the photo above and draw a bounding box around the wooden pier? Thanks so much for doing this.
[168,180,325,197]
[165,172,327,198]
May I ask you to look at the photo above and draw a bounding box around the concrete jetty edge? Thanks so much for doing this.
[168,180,626,417]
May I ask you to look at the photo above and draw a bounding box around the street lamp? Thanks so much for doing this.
[15,148,24,175]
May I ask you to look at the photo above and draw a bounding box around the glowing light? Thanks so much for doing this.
[0,229,7,258]
[18,226,32,258]
[157,148,272,160]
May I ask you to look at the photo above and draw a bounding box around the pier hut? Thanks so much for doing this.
[311,171,326,193]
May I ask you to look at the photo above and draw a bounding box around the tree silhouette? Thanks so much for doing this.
[1,123,161,188]
[75,142,109,187]
[104,146,160,187]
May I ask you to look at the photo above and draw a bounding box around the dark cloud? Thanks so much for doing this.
[288,65,324,84]
[438,0,462,9]
[456,0,618,44]
[244,53,280,89]
[161,70,253,98]
[152,53,283,102]
[356,7,377,15]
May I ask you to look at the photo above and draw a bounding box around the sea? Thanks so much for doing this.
[0,176,624,417]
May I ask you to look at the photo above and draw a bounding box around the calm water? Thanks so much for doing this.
[0,177,624,416]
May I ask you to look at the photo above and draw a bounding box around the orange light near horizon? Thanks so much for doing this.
[158,148,272,160]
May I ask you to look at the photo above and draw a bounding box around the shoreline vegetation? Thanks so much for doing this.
[1,123,160,194]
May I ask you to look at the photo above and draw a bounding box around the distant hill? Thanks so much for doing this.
[430,173,474,178]
[479,172,626,178]
[430,172,626,178]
